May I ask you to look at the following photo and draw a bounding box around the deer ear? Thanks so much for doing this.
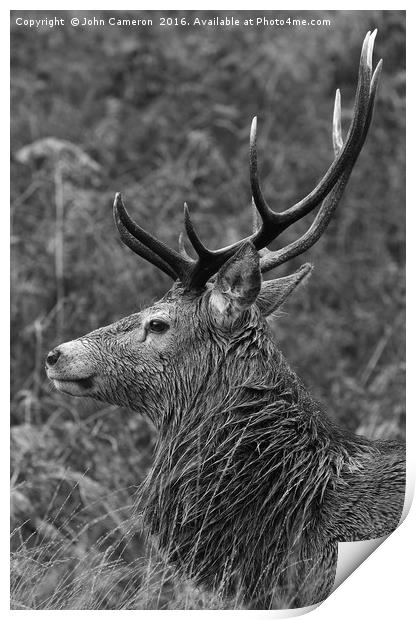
[209,242,261,321]
[257,263,313,317]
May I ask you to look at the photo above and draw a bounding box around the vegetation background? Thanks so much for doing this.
[10,9,405,610]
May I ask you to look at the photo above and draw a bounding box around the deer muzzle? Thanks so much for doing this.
[45,340,97,396]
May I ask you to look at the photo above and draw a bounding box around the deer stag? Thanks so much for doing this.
[46,31,405,609]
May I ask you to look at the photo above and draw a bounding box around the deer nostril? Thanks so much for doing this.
[46,348,61,367]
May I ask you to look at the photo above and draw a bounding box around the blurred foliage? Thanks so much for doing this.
[10,10,405,609]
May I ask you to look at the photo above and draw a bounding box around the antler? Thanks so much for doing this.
[257,32,382,273]
[114,31,381,288]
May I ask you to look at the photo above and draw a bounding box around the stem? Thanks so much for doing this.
[54,161,65,340]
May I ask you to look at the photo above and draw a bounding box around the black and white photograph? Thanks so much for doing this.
[10,9,406,611]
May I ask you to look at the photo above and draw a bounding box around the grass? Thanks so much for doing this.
[11,479,240,610]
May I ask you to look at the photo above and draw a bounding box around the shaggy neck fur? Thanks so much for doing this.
[139,312,379,607]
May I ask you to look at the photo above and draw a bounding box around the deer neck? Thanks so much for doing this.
[141,334,362,583]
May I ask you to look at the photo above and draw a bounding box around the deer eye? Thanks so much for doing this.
[148,319,169,334]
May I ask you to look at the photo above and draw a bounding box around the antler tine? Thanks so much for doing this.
[251,197,272,259]
[249,116,275,224]
[114,193,193,281]
[260,55,382,274]
[183,203,211,258]
[114,205,178,279]
[332,89,343,156]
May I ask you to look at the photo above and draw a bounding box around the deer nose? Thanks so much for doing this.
[46,348,61,367]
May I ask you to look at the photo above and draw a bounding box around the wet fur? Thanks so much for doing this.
[138,294,405,608]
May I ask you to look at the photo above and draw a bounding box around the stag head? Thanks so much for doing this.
[46,32,381,427]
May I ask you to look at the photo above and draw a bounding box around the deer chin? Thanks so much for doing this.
[49,374,95,397]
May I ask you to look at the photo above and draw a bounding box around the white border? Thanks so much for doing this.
[5,4,414,619]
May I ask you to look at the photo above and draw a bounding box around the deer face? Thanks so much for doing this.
[46,286,203,417]
[46,245,311,424]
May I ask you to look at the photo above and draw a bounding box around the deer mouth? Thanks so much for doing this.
[48,374,95,396]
